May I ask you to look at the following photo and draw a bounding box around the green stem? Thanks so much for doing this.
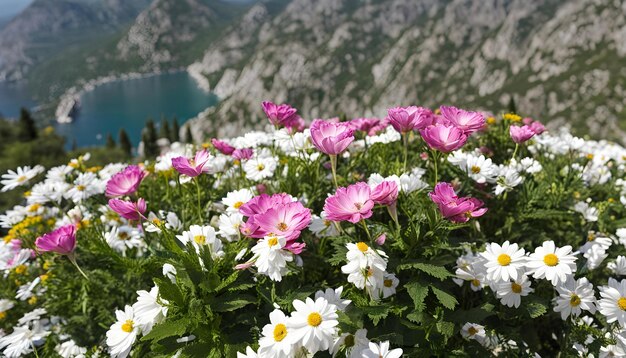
[68,255,88,280]
[432,150,439,186]
[194,177,203,221]
[361,220,372,241]
[402,132,409,173]
[329,154,339,188]
[511,143,519,162]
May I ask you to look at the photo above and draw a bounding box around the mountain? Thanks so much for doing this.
[0,0,152,81]
[185,0,626,142]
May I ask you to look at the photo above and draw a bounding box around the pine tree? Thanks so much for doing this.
[143,119,159,158]
[507,96,517,114]
[105,133,116,148]
[17,108,38,141]
[171,117,180,142]
[185,125,194,144]
[159,118,171,140]
[119,129,132,157]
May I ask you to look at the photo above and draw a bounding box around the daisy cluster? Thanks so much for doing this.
[0,101,625,357]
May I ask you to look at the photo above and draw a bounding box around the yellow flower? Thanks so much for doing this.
[503,113,522,122]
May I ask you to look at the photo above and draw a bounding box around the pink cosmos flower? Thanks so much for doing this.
[386,106,434,133]
[262,101,298,127]
[529,121,546,135]
[35,224,77,255]
[324,182,374,223]
[309,120,355,155]
[370,181,398,206]
[172,149,211,177]
[211,138,235,155]
[419,123,468,153]
[439,105,485,134]
[509,125,536,144]
[429,182,487,223]
[252,201,312,241]
[239,193,294,236]
[105,165,145,197]
[108,198,147,221]
[232,148,254,161]
[349,117,389,136]
[285,115,306,132]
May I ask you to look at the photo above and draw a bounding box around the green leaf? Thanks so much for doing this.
[397,262,452,281]
[212,293,256,312]
[527,302,547,318]
[361,304,390,326]
[436,321,455,340]
[431,286,458,310]
[141,318,189,342]
[406,281,429,312]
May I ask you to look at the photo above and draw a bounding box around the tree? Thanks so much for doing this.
[171,117,180,143]
[118,129,132,157]
[159,118,171,140]
[17,108,38,141]
[142,119,159,158]
[105,133,116,149]
[184,125,194,144]
[71,139,77,152]
[507,96,517,114]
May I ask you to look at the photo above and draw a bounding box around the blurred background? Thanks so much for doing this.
[0,0,624,151]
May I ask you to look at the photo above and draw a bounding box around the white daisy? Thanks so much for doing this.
[314,286,351,311]
[237,346,258,358]
[287,297,339,354]
[462,154,498,184]
[244,156,278,181]
[309,213,339,238]
[526,241,576,286]
[362,341,403,358]
[176,225,224,259]
[162,263,177,283]
[258,309,293,358]
[105,226,146,257]
[0,299,14,318]
[573,201,599,222]
[0,320,49,358]
[496,275,533,308]
[480,241,526,282]
[380,273,399,299]
[460,322,486,344]
[341,242,387,273]
[217,212,244,241]
[221,188,254,213]
[1,165,44,192]
[250,235,293,282]
[132,286,168,334]
[64,172,101,203]
[494,166,523,196]
[106,305,140,358]
[330,328,369,358]
[609,256,626,276]
[598,278,626,327]
[553,277,596,320]
[144,211,182,233]
[56,339,87,358]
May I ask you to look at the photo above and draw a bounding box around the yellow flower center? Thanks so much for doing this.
[307,312,322,327]
[468,327,478,336]
[356,242,369,252]
[277,222,288,232]
[486,116,496,124]
[471,166,481,174]
[40,274,49,282]
[0,311,6,320]
[121,319,134,333]
[587,232,595,241]
[497,254,511,266]
[267,237,279,247]
[570,294,581,307]
[511,282,522,294]
[257,164,265,171]
[273,323,287,342]
[28,204,41,212]
[119,232,129,240]
[76,185,86,192]
[17,176,27,183]
[14,265,27,275]
[28,296,37,305]
[323,219,331,227]
[344,334,355,347]
[586,153,594,160]
[543,254,559,267]
[384,279,393,287]
[193,235,206,245]
[471,279,481,287]
[354,202,363,210]
[618,297,626,311]
[233,201,244,209]
[152,218,162,226]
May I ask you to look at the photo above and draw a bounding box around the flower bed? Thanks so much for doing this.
[0,103,625,357]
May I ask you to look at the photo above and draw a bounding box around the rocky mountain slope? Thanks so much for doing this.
[186,0,626,142]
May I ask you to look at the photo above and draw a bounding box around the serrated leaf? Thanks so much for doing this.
[406,281,429,312]
[361,305,389,325]
[431,286,458,310]
[142,319,189,342]
[397,262,452,280]
[436,321,455,340]
[212,293,256,312]
[527,302,547,318]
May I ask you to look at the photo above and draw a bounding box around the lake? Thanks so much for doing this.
[54,71,218,148]
[0,81,36,118]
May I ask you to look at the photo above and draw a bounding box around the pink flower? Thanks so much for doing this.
[439,105,485,134]
[108,198,147,221]
[529,121,546,135]
[252,201,312,240]
[105,165,145,197]
[35,225,77,255]
[349,117,389,136]
[324,182,374,223]
[232,148,254,161]
[211,139,235,155]
[386,106,433,133]
[375,233,387,245]
[285,115,306,132]
[419,123,468,153]
[239,193,294,236]
[172,149,211,177]
[429,182,487,223]
[509,125,536,144]
[370,181,398,206]
[309,120,355,155]
[262,101,298,127]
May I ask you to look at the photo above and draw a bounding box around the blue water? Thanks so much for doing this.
[55,71,218,148]
[0,81,36,118]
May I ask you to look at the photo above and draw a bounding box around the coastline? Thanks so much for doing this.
[54,67,188,124]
